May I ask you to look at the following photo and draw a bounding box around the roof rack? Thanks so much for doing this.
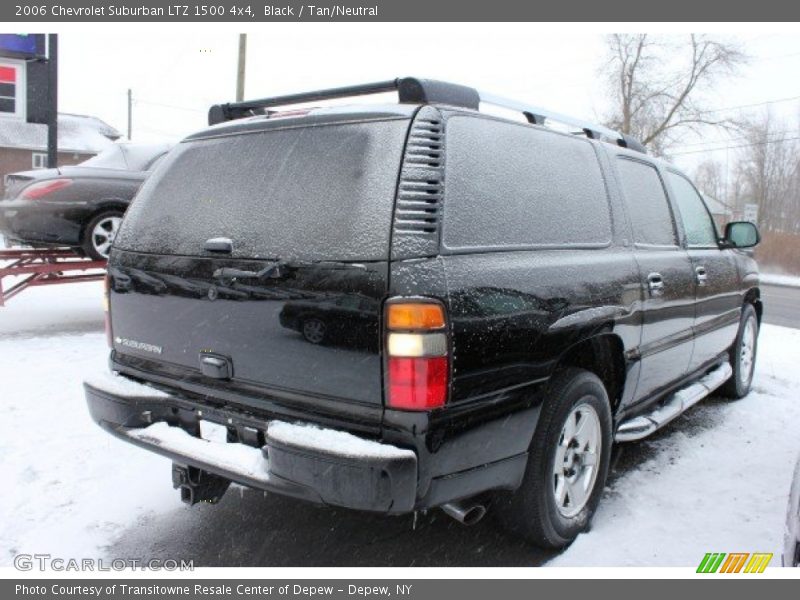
[208,77,646,154]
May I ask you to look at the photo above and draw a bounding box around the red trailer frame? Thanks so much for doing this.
[0,248,106,307]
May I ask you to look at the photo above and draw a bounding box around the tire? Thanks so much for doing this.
[719,303,759,399]
[495,368,613,548]
[82,210,124,261]
[301,318,327,345]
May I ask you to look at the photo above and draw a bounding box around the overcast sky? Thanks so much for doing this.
[54,25,800,172]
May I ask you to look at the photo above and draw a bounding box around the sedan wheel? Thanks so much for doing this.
[302,318,327,344]
[82,211,123,260]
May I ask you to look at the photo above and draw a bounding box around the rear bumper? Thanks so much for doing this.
[84,375,418,514]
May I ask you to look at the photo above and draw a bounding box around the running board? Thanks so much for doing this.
[615,362,732,442]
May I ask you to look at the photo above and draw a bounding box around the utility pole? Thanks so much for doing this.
[127,88,132,140]
[236,34,246,102]
[46,34,58,169]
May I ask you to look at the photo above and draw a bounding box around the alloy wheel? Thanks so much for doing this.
[739,317,756,386]
[553,401,602,518]
[91,216,122,259]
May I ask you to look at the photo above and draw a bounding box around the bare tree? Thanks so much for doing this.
[693,159,727,202]
[735,111,800,233]
[602,34,746,156]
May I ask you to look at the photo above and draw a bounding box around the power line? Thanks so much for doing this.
[697,94,800,115]
[671,135,800,156]
[672,128,799,149]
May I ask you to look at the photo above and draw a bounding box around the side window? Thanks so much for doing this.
[667,172,718,247]
[442,116,612,250]
[616,158,677,247]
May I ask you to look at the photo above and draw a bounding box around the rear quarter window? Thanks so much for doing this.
[441,116,612,251]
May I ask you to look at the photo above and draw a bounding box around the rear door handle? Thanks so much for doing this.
[695,266,708,286]
[647,272,664,297]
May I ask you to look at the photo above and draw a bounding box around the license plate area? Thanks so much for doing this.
[199,419,265,448]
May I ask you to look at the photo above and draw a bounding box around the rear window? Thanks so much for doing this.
[115,119,409,261]
[441,116,612,250]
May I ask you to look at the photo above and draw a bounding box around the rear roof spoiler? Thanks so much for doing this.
[208,77,646,154]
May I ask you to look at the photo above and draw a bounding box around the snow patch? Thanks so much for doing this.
[84,369,170,398]
[267,421,415,460]
[128,422,270,482]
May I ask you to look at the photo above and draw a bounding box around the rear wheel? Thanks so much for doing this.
[720,303,759,399]
[82,211,123,261]
[495,368,612,548]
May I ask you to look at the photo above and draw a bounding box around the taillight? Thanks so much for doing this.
[385,300,448,410]
[103,274,112,348]
[21,178,73,200]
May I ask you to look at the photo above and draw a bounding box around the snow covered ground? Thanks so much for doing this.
[0,281,181,563]
[0,281,798,567]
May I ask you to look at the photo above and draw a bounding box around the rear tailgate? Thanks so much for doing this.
[108,115,411,421]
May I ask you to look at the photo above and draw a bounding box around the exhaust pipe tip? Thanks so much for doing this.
[441,500,486,526]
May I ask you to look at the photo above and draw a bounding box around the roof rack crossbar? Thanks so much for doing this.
[211,79,398,123]
[208,77,480,125]
[207,77,646,154]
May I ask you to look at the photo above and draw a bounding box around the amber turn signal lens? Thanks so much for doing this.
[387,303,446,330]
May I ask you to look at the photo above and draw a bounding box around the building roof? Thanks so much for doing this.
[0,113,122,154]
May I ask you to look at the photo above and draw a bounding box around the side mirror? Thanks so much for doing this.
[724,221,760,249]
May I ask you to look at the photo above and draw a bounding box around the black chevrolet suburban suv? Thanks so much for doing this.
[84,78,762,549]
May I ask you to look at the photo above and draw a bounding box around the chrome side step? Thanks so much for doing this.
[615,362,732,442]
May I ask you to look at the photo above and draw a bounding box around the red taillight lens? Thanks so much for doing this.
[385,300,449,411]
[21,178,73,200]
[388,356,448,410]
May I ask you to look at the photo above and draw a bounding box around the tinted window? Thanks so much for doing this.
[616,158,676,246]
[667,172,718,246]
[442,117,611,250]
[115,119,408,261]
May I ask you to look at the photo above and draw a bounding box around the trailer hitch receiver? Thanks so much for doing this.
[172,463,230,505]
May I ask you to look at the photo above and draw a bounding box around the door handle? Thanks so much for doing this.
[647,272,664,297]
[695,266,708,286]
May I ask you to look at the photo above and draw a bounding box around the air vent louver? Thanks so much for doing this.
[392,108,446,259]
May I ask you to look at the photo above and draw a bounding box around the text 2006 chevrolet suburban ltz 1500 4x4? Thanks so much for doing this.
[84,78,763,548]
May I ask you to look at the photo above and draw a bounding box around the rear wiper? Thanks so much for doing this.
[212,259,366,281]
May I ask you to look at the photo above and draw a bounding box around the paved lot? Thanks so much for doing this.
[760,284,800,329]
